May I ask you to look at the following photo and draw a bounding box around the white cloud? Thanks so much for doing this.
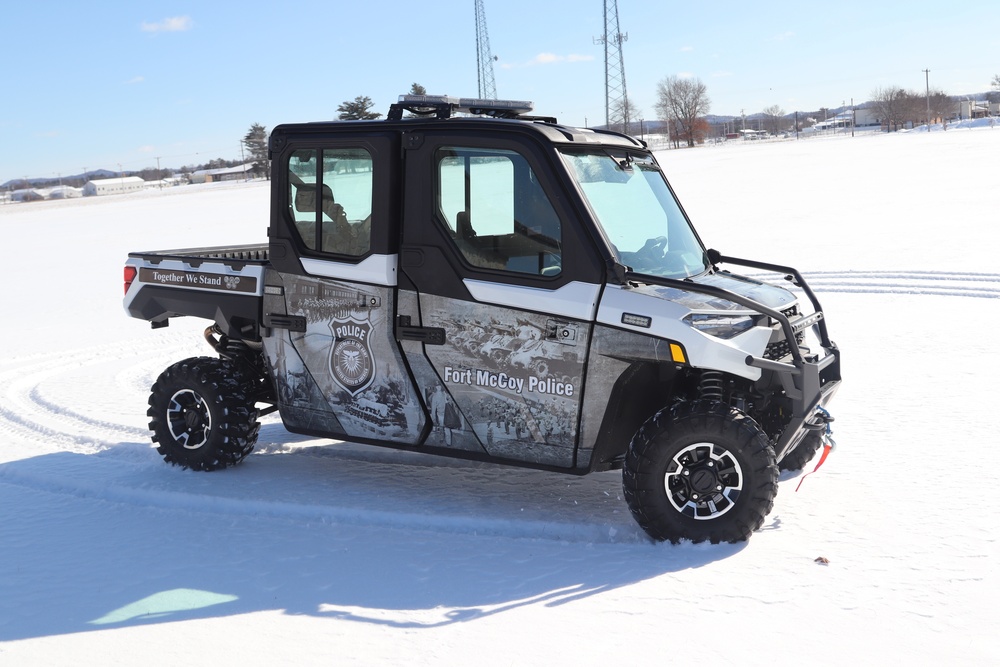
[138,145,155,154]
[141,16,193,33]
[126,76,144,85]
[680,46,694,52]
[711,71,733,78]
[771,31,795,41]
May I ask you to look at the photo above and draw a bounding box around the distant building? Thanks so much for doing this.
[188,164,252,184]
[11,188,45,202]
[813,108,880,131]
[957,99,993,120]
[83,176,146,196]
[47,186,83,199]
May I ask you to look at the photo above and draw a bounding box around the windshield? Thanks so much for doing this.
[560,149,709,279]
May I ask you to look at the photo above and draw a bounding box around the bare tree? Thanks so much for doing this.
[762,105,785,135]
[989,75,1000,103]
[869,86,912,132]
[610,97,642,135]
[927,90,953,130]
[901,90,931,128]
[654,76,711,147]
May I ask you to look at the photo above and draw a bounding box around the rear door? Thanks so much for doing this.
[396,129,605,467]
[262,134,427,444]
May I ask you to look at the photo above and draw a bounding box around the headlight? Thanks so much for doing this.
[683,313,755,339]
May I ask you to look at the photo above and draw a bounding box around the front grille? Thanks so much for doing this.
[764,339,793,360]
[765,305,805,360]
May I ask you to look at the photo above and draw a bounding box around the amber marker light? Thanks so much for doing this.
[670,343,687,364]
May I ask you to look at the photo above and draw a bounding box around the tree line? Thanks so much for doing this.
[239,75,1000,176]
[623,71,1000,146]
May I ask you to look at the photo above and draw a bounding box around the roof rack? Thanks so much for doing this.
[387,95,554,122]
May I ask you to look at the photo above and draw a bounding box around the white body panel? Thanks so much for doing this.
[125,256,266,303]
[463,279,602,322]
[597,284,774,381]
[301,254,398,287]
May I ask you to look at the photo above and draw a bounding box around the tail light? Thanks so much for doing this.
[124,266,137,295]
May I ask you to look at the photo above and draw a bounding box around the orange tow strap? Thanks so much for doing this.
[795,435,836,493]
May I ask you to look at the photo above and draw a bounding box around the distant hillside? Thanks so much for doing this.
[3,169,120,189]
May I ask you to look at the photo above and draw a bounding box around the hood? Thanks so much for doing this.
[631,270,797,312]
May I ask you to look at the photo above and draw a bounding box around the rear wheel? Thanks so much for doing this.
[147,357,259,470]
[623,400,778,544]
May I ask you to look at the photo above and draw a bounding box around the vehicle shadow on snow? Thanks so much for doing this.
[0,442,751,640]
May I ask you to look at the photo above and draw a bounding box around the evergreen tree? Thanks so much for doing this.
[404,83,430,118]
[337,96,382,121]
[243,123,270,179]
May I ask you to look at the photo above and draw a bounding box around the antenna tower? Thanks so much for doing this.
[475,0,498,99]
[594,0,629,132]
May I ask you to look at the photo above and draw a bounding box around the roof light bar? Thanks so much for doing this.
[398,94,460,107]
[457,97,534,115]
[394,95,534,119]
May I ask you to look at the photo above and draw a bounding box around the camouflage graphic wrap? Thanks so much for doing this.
[414,294,590,468]
[262,273,425,443]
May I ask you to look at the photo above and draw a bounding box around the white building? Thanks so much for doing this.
[188,164,252,184]
[813,107,880,131]
[83,176,146,196]
[47,186,83,199]
[957,99,994,120]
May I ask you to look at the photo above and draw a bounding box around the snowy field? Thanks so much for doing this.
[1,124,998,665]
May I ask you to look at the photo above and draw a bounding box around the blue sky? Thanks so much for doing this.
[3,1,998,183]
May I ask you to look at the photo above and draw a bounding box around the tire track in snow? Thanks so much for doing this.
[747,270,1000,299]
[0,336,201,454]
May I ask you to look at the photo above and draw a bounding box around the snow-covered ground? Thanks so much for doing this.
[1,126,998,665]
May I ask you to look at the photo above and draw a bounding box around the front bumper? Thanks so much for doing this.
[748,344,842,461]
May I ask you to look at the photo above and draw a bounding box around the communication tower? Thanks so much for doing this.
[475,0,498,99]
[594,0,629,132]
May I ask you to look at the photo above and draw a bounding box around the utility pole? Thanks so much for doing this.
[474,0,498,99]
[156,156,162,189]
[923,69,931,132]
[594,0,629,133]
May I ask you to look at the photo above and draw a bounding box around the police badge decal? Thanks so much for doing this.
[329,317,376,396]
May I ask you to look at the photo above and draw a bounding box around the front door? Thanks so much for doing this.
[397,134,604,468]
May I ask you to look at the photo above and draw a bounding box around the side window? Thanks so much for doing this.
[436,147,561,277]
[288,148,373,257]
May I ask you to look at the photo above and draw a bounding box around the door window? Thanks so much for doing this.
[288,148,373,256]
[436,147,561,277]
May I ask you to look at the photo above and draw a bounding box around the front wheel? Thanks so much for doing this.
[778,430,824,472]
[147,357,260,471]
[623,401,778,544]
